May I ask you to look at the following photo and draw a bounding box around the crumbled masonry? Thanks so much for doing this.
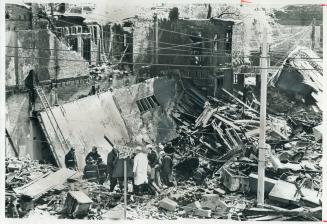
[5,86,322,220]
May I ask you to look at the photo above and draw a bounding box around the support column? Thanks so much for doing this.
[257,27,268,207]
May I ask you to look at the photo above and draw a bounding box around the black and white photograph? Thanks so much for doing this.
[2,0,325,221]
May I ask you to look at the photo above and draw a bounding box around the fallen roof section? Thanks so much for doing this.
[269,46,323,110]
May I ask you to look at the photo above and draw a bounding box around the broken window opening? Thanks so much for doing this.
[225,31,232,52]
[68,38,78,52]
[5,11,10,19]
[233,74,238,84]
[136,95,160,113]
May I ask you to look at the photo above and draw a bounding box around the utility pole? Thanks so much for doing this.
[257,27,268,207]
[124,159,127,220]
[154,13,159,65]
[322,6,327,222]
[311,17,316,50]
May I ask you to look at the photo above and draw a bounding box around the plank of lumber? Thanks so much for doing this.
[212,122,233,151]
[222,88,258,114]
[213,114,241,131]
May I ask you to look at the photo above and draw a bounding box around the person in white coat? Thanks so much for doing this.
[133,146,149,195]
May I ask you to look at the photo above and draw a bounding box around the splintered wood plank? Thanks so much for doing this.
[14,168,77,199]
[214,114,241,131]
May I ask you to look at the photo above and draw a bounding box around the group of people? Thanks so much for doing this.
[64,144,174,195]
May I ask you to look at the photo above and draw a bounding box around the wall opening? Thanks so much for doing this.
[136,95,160,113]
[82,38,91,62]
[68,37,78,52]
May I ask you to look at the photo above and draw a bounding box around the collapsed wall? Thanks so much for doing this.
[113,77,179,144]
[38,77,180,168]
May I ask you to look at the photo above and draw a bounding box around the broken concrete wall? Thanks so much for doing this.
[113,77,179,144]
[5,93,50,160]
[6,29,89,87]
[39,91,130,168]
[5,78,111,160]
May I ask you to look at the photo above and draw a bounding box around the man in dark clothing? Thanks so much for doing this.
[85,146,101,163]
[97,158,107,185]
[25,70,39,111]
[161,152,174,186]
[147,145,162,189]
[107,147,134,192]
[83,159,99,183]
[65,147,77,170]
[148,145,158,169]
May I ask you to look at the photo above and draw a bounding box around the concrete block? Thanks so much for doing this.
[201,194,228,212]
[221,167,249,192]
[63,191,93,218]
[159,198,178,211]
[249,173,277,195]
[106,204,124,220]
[269,180,301,204]
[7,162,23,172]
[194,208,211,218]
[183,201,201,213]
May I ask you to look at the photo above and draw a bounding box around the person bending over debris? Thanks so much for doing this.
[97,158,107,185]
[160,151,174,187]
[85,146,101,163]
[65,147,78,170]
[83,159,99,183]
[133,146,149,195]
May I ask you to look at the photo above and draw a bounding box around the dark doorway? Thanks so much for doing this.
[82,38,91,62]
[68,37,78,52]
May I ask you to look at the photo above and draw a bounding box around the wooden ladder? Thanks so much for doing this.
[35,85,70,167]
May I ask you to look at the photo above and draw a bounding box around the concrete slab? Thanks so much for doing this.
[39,91,130,168]
[14,168,77,199]
[269,180,301,204]
[249,173,277,195]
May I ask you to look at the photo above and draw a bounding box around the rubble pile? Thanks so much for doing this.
[5,86,322,221]
[89,63,132,84]
[167,87,322,220]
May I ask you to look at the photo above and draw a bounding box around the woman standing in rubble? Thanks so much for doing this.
[133,146,149,195]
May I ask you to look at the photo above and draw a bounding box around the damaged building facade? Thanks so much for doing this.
[4,3,323,221]
[133,16,235,96]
